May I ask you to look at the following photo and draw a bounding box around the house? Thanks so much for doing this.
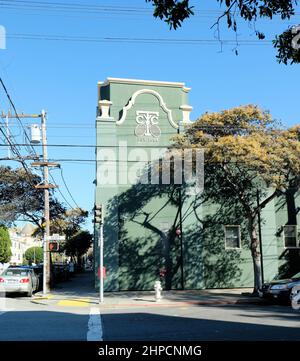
[9,223,42,265]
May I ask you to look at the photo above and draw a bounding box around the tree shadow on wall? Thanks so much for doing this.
[183,201,245,289]
[103,174,245,291]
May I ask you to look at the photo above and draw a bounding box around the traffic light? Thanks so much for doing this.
[49,241,59,252]
[94,204,103,224]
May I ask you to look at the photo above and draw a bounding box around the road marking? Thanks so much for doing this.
[57,299,90,307]
[87,307,103,341]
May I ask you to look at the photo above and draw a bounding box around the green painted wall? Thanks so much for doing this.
[95,77,300,292]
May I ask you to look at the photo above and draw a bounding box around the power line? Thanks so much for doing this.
[7,33,272,46]
[49,172,75,209]
[2,1,300,18]
[0,77,38,157]
[58,166,80,208]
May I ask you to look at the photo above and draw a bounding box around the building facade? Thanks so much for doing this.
[9,223,41,265]
[94,77,300,291]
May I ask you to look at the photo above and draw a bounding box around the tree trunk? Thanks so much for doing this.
[248,216,262,294]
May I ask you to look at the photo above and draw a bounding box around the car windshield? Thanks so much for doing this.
[292,272,300,279]
[3,269,29,276]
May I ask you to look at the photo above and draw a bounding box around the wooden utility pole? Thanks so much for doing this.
[41,110,51,294]
[1,111,58,294]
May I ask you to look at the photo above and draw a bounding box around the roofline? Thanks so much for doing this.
[98,77,191,92]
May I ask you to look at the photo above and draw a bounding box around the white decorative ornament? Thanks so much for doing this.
[117,88,178,129]
[135,111,161,138]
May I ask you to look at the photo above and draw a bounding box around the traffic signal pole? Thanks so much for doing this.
[95,205,104,303]
[99,222,104,303]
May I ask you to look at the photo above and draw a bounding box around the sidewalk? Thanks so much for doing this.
[33,272,265,309]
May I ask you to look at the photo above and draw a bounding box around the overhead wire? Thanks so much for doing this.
[0,77,38,157]
[58,166,81,208]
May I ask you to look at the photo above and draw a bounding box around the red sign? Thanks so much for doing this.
[98,266,106,279]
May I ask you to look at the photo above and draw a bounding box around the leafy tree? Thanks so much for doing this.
[64,230,92,268]
[0,225,12,263]
[174,105,300,292]
[24,246,43,265]
[0,166,65,229]
[46,207,89,239]
[145,0,300,64]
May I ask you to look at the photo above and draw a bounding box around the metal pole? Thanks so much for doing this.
[177,126,184,290]
[99,223,104,303]
[256,189,264,285]
[41,109,51,295]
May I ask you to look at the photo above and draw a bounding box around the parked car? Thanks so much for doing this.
[261,271,300,303]
[0,267,39,297]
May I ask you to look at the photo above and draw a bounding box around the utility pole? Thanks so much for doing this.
[41,110,51,294]
[5,115,10,158]
[1,111,58,294]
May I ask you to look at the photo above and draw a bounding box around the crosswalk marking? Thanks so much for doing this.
[87,307,103,341]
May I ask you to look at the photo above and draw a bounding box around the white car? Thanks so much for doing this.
[0,267,39,297]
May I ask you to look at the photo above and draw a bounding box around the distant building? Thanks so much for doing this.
[9,223,42,265]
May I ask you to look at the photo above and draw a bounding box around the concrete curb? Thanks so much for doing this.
[97,297,265,309]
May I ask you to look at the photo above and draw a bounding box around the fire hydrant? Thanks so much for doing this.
[154,280,162,301]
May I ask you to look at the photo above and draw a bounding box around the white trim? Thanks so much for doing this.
[224,225,242,250]
[99,77,186,88]
[116,88,178,129]
[283,224,299,249]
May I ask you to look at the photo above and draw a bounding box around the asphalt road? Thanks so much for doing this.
[0,293,299,341]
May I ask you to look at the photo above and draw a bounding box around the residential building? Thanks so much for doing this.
[94,77,300,291]
[9,223,42,265]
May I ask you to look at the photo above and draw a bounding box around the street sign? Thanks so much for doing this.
[46,234,66,241]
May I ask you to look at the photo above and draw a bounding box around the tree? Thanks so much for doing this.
[0,225,12,263]
[174,105,300,293]
[24,246,43,265]
[145,0,300,64]
[64,230,92,268]
[0,166,65,229]
[47,207,89,239]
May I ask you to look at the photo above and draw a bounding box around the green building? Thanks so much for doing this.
[95,77,300,291]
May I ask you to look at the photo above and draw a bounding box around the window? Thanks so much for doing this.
[224,225,241,249]
[283,225,298,248]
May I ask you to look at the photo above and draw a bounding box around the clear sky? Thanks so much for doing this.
[0,0,300,231]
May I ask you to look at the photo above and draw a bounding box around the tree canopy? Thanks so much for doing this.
[64,230,92,266]
[145,0,300,64]
[0,166,65,229]
[24,246,43,265]
[0,225,12,264]
[174,105,300,292]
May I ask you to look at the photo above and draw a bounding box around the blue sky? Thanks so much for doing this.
[0,0,300,231]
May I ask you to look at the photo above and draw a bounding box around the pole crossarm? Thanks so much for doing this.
[34,184,58,189]
[31,161,60,167]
